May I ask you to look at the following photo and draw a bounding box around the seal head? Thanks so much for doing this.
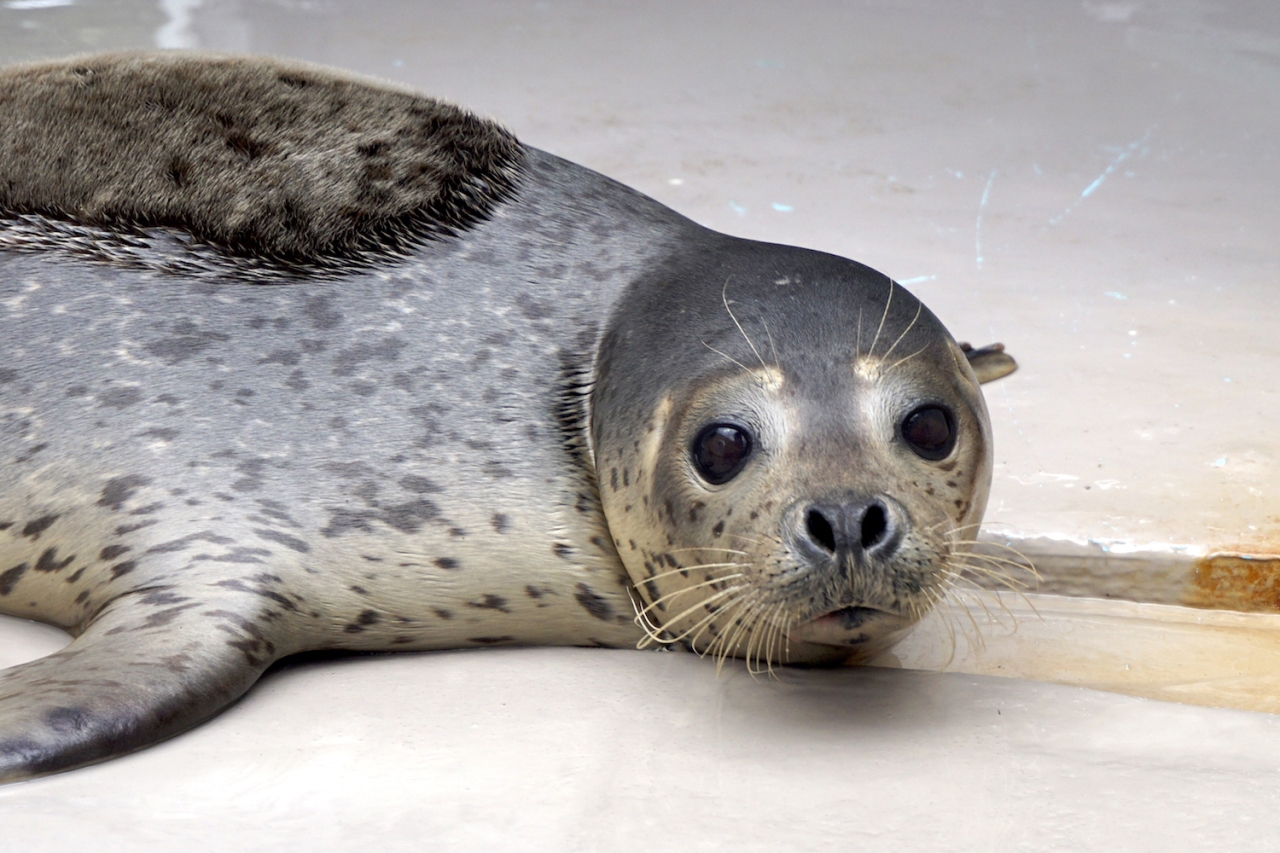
[593,236,992,666]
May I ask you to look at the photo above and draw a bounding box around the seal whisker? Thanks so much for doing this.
[867,277,896,358]
[886,343,930,375]
[945,561,1041,620]
[627,586,670,650]
[721,278,768,371]
[745,602,779,674]
[762,319,781,369]
[666,547,750,556]
[641,562,750,584]
[636,574,746,618]
[947,557,1034,589]
[701,590,758,669]
[763,602,787,676]
[701,340,754,375]
[880,299,923,363]
[946,536,1038,571]
[716,593,766,674]
[722,532,777,547]
[743,601,773,676]
[945,549,1039,583]
[652,585,750,646]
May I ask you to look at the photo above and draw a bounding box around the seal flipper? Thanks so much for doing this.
[959,342,1018,384]
[0,595,282,782]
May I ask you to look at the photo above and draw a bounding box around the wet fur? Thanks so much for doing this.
[0,51,522,271]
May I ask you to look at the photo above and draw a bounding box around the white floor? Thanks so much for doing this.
[1,1,1278,850]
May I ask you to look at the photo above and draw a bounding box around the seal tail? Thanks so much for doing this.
[0,594,285,783]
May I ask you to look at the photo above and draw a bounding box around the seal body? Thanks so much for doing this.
[0,53,1012,782]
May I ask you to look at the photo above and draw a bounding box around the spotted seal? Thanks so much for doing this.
[0,52,1016,782]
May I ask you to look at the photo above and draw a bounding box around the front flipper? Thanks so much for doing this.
[0,593,285,782]
[959,342,1018,384]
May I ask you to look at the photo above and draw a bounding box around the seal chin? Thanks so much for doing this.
[787,605,914,650]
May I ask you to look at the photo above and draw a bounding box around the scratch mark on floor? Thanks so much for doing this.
[1051,128,1153,225]
[976,169,997,270]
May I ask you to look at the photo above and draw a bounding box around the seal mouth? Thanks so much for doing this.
[787,605,912,649]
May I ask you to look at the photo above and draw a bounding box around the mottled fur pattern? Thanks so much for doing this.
[0,52,523,270]
[0,53,1013,783]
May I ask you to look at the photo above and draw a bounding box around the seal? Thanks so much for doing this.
[0,52,1016,782]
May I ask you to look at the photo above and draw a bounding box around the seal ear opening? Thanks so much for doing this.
[959,342,1018,384]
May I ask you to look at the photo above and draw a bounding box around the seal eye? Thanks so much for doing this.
[901,405,955,460]
[692,423,753,485]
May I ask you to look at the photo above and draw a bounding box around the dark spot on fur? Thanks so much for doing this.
[332,337,406,377]
[145,327,230,365]
[34,547,74,573]
[285,370,310,391]
[224,129,270,162]
[97,475,151,511]
[115,520,160,536]
[525,585,546,599]
[400,475,442,493]
[552,543,572,560]
[482,461,513,479]
[11,442,48,464]
[109,560,137,579]
[139,604,198,629]
[432,607,453,620]
[515,293,553,319]
[253,528,311,553]
[381,499,441,533]
[469,636,514,645]
[490,513,510,533]
[0,563,27,595]
[344,609,381,632]
[166,154,191,187]
[574,583,613,621]
[434,557,459,570]
[304,296,342,330]
[468,594,510,613]
[98,387,142,409]
[45,707,91,734]
[19,514,59,541]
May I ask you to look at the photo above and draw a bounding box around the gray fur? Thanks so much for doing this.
[0,53,1013,783]
[0,52,522,271]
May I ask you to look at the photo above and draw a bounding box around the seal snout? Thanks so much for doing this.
[795,494,905,566]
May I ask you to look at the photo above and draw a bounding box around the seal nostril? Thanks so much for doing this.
[860,503,888,549]
[805,509,836,553]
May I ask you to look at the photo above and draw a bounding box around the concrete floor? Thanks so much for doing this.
[0,1,1278,850]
